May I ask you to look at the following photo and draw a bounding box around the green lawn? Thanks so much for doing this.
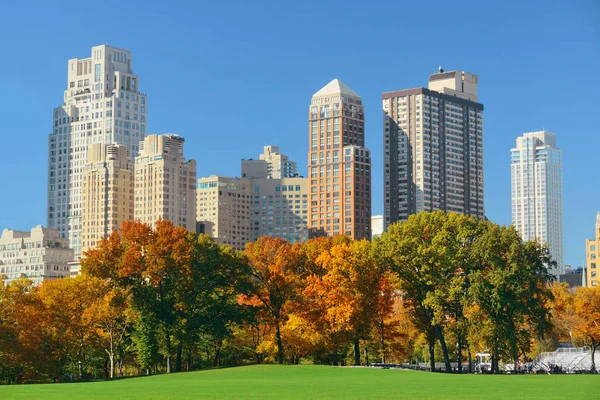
[1,365,599,399]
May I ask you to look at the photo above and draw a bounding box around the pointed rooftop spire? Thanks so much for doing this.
[312,78,360,98]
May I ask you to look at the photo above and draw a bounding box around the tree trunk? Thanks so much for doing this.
[107,351,114,379]
[176,342,182,372]
[429,340,435,372]
[275,323,284,364]
[435,324,452,373]
[457,336,462,374]
[165,331,172,373]
[468,350,472,373]
[213,339,222,367]
[364,345,369,366]
[353,338,361,366]
[591,341,597,373]
[380,320,386,363]
[187,349,192,371]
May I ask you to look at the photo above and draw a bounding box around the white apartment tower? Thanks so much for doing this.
[47,45,147,259]
[511,131,564,274]
[383,69,484,229]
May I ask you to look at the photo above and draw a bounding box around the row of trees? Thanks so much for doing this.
[1,212,599,382]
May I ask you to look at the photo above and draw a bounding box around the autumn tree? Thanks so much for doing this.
[302,240,382,366]
[83,286,130,378]
[82,220,250,373]
[552,284,600,372]
[240,237,304,364]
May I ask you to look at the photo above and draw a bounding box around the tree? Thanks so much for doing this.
[376,212,480,372]
[468,223,554,373]
[37,275,106,379]
[83,286,130,378]
[552,284,600,372]
[305,240,382,366]
[240,237,304,364]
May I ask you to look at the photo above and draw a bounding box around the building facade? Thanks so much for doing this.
[196,175,309,250]
[308,79,371,240]
[371,215,384,238]
[196,175,252,250]
[242,145,298,179]
[135,134,197,231]
[511,130,564,274]
[47,45,147,259]
[0,226,73,285]
[383,68,484,230]
[250,177,308,243]
[585,213,600,287]
[81,143,133,254]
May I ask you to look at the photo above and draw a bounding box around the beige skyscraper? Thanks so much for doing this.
[383,68,484,228]
[135,134,197,231]
[196,175,252,250]
[584,213,600,287]
[48,45,147,259]
[81,143,133,254]
[0,226,73,285]
[308,79,371,240]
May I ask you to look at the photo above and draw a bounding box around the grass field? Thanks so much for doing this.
[1,365,599,399]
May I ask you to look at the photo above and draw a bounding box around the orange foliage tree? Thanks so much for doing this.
[240,237,304,364]
[304,240,383,366]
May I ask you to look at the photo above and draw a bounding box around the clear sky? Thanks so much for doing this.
[0,0,598,267]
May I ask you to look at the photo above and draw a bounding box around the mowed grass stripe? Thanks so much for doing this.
[1,365,599,400]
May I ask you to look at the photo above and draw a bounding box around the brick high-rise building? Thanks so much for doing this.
[383,68,484,229]
[308,79,371,240]
[48,45,147,259]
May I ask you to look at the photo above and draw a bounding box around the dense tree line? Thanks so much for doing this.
[1,212,599,382]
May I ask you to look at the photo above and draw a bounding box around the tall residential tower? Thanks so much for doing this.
[135,134,197,232]
[81,143,134,254]
[511,131,564,274]
[383,68,484,229]
[47,45,147,259]
[308,79,371,240]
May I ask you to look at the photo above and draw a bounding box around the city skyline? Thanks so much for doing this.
[0,1,598,267]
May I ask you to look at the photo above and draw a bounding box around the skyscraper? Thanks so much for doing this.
[383,68,484,229]
[135,134,197,232]
[308,79,371,240]
[511,130,564,274]
[81,143,134,254]
[47,45,147,259]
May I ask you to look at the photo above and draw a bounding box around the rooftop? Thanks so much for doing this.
[313,79,360,98]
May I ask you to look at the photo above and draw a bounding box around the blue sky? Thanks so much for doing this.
[0,0,598,267]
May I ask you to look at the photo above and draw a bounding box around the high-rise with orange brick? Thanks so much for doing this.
[308,79,371,240]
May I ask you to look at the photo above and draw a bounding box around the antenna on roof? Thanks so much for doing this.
[438,66,444,73]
